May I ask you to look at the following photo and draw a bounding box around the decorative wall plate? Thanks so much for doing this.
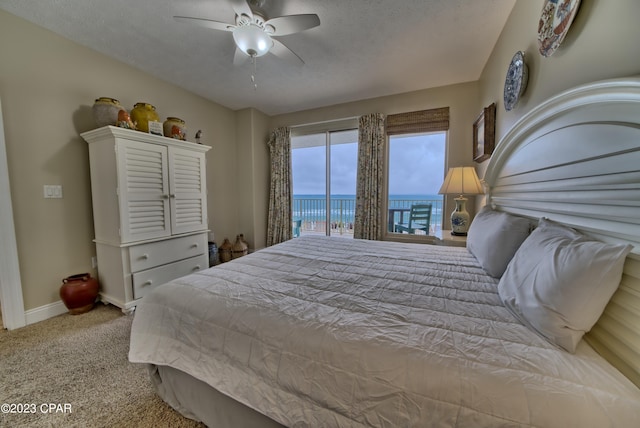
[538,0,581,57]
[503,51,528,112]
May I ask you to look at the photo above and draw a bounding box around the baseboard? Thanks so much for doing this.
[25,300,68,325]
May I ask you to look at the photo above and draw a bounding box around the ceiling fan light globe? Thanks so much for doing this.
[233,24,273,57]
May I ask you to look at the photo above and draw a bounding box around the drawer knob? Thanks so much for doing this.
[194,265,201,270]
[162,194,169,199]
[141,253,149,260]
[191,243,199,249]
[143,280,153,286]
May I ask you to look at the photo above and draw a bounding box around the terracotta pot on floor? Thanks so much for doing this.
[60,273,99,315]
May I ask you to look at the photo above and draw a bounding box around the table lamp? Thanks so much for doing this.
[438,167,484,236]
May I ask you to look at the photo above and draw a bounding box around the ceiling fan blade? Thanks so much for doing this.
[270,39,304,66]
[265,14,320,36]
[233,47,249,66]
[231,0,253,20]
[173,16,234,32]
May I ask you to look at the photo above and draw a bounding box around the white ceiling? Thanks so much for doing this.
[0,0,516,115]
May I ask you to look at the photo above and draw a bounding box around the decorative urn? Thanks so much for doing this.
[232,234,249,259]
[218,238,233,263]
[163,117,187,140]
[60,273,99,315]
[92,97,123,128]
[130,102,160,133]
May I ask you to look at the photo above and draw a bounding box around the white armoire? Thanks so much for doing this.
[82,126,211,313]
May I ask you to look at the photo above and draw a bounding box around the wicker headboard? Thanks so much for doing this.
[484,77,640,388]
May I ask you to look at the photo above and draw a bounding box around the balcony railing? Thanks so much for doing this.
[293,197,443,238]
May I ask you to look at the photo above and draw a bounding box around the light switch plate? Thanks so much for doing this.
[44,185,63,198]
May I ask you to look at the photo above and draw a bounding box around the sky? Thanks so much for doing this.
[292,133,446,196]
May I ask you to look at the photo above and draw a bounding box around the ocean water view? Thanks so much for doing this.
[293,194,444,236]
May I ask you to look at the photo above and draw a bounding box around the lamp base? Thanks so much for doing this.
[450,196,470,236]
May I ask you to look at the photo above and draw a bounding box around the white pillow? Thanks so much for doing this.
[467,206,532,278]
[498,218,632,353]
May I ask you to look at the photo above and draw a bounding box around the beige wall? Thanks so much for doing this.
[476,0,640,196]
[235,108,270,250]
[0,10,238,311]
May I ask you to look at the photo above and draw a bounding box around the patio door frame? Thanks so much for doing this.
[291,117,358,237]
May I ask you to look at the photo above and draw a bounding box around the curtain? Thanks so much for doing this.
[266,127,292,246]
[354,113,386,240]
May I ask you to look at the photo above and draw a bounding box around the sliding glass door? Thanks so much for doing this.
[292,128,358,237]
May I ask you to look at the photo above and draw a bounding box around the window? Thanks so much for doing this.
[385,108,449,239]
[387,132,446,237]
[291,121,358,237]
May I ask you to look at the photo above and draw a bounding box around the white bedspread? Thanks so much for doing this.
[129,236,640,427]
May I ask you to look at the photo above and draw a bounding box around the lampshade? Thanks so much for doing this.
[438,167,484,196]
[233,24,273,57]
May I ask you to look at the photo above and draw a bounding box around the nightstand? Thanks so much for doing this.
[435,230,467,247]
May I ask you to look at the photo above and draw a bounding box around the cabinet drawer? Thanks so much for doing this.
[129,233,207,272]
[132,253,208,300]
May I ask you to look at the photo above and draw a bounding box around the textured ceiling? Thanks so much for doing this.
[0,0,516,115]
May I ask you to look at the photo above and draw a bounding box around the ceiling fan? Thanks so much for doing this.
[174,0,320,66]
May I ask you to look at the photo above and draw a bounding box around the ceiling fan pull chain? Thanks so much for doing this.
[251,55,258,91]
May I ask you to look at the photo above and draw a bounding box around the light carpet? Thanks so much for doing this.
[0,303,204,428]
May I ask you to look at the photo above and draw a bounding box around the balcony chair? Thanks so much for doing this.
[394,203,432,235]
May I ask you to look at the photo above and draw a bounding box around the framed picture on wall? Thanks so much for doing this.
[473,103,496,163]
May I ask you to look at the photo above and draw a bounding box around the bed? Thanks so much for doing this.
[129,77,640,427]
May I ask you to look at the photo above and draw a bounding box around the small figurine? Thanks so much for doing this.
[116,109,136,130]
[195,129,202,145]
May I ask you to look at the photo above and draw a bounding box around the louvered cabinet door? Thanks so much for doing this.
[168,146,207,235]
[117,140,171,243]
